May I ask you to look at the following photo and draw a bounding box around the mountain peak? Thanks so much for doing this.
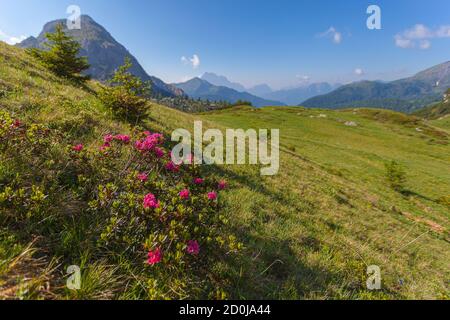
[17,15,183,97]
[201,72,247,92]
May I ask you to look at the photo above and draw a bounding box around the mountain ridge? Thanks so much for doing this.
[263,82,341,105]
[201,72,247,92]
[174,77,285,107]
[302,61,450,112]
[17,15,183,97]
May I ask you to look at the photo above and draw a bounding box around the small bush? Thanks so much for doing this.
[384,160,407,192]
[230,100,253,107]
[98,58,151,123]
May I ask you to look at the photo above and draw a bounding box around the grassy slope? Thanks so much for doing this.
[196,107,449,299]
[1,41,449,299]
[0,42,134,299]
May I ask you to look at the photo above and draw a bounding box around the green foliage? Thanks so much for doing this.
[230,100,253,107]
[0,110,240,299]
[27,24,90,82]
[98,57,151,123]
[384,161,407,192]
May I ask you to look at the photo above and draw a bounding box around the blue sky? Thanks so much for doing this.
[1,0,449,89]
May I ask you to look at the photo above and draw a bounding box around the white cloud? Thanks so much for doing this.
[395,24,450,50]
[318,27,342,44]
[354,68,364,76]
[395,36,414,49]
[0,29,27,45]
[436,25,450,37]
[419,40,431,50]
[181,54,201,69]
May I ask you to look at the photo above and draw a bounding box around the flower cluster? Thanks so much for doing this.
[143,193,160,209]
[135,132,164,152]
[73,129,240,272]
[0,110,240,299]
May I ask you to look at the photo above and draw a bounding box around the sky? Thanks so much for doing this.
[1,0,449,89]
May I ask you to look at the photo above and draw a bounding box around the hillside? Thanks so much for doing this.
[415,88,450,120]
[302,61,450,112]
[174,77,285,107]
[17,15,183,98]
[1,42,449,300]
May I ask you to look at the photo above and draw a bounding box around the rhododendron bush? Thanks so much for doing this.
[0,110,241,299]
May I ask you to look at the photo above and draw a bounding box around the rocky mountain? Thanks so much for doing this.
[17,15,183,97]
[302,61,450,112]
[201,72,247,92]
[263,82,341,106]
[174,78,285,107]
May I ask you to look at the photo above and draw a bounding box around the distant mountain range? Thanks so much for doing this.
[302,61,450,112]
[247,84,273,97]
[200,72,340,105]
[17,15,183,97]
[262,83,341,106]
[174,78,285,107]
[201,72,247,92]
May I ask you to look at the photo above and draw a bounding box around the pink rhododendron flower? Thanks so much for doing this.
[179,189,190,200]
[194,178,204,185]
[187,240,200,255]
[207,192,218,200]
[218,180,227,190]
[143,193,160,209]
[137,173,148,182]
[154,147,165,158]
[114,134,130,143]
[147,248,162,265]
[104,134,114,143]
[165,161,180,172]
[99,142,111,152]
[72,144,84,152]
[143,131,151,136]
[135,133,164,152]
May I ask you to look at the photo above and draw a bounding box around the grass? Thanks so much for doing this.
[197,107,450,299]
[1,41,449,299]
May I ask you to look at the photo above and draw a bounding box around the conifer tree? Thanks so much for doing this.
[29,23,90,82]
[98,57,151,122]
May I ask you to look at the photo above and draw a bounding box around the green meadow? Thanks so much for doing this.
[0,42,449,299]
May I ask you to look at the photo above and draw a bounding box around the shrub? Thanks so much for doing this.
[0,110,241,298]
[27,24,90,82]
[384,160,407,192]
[98,58,151,123]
